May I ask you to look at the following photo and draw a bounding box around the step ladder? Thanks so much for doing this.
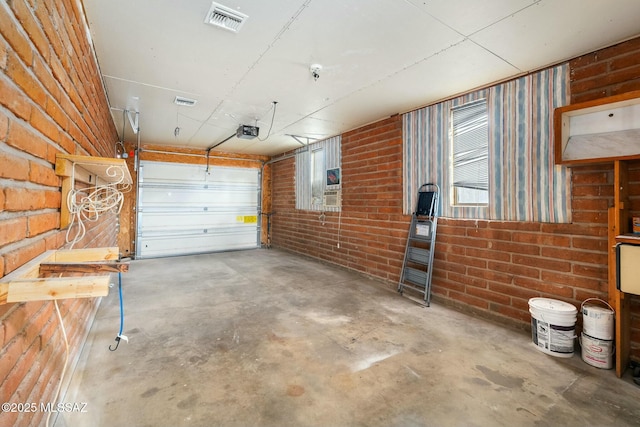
[398,184,440,306]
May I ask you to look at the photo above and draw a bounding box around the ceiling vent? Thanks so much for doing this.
[174,96,197,107]
[204,2,248,33]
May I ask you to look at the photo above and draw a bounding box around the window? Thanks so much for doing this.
[295,136,341,211]
[451,99,488,205]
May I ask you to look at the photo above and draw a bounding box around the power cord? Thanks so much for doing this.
[258,101,278,141]
[65,163,130,248]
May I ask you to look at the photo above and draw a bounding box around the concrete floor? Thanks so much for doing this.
[54,249,640,427]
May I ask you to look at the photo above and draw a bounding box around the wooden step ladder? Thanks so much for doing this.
[398,184,439,306]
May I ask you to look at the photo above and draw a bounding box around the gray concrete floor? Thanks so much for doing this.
[55,249,640,427]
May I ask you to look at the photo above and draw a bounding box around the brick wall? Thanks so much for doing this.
[432,165,613,325]
[0,1,118,426]
[570,37,640,104]
[272,116,409,281]
[271,37,640,362]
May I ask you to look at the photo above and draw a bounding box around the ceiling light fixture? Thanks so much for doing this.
[174,96,197,107]
[204,2,248,33]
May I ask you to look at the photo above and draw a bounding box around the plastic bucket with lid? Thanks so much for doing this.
[528,298,577,358]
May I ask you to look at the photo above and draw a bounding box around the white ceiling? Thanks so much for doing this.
[81,0,640,156]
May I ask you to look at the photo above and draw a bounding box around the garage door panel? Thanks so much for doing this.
[139,187,258,207]
[140,163,258,184]
[139,212,257,229]
[139,163,211,183]
[138,230,257,258]
[208,167,259,184]
[140,224,255,236]
[136,161,260,259]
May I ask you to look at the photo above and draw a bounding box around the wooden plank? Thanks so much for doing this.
[55,157,97,183]
[0,248,119,280]
[40,262,129,275]
[60,175,73,228]
[0,284,8,305]
[52,247,120,262]
[6,276,110,303]
[615,234,640,244]
[0,247,121,305]
[42,261,127,274]
[55,157,75,177]
[0,250,56,283]
[56,154,132,184]
[611,161,631,378]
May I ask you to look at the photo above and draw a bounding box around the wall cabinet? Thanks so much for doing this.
[554,90,640,165]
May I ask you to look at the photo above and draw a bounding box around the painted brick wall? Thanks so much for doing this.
[0,1,119,426]
[271,37,640,362]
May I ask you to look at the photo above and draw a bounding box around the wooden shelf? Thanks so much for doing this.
[0,247,127,305]
[615,233,640,245]
[55,154,132,228]
[554,90,640,165]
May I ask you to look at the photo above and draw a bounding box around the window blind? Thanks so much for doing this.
[452,99,488,191]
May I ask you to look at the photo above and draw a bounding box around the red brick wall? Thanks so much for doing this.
[271,116,409,281]
[271,37,640,361]
[570,37,640,104]
[0,1,118,426]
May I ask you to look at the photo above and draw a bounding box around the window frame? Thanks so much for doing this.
[450,98,489,207]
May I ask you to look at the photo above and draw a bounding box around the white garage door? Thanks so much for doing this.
[136,161,260,258]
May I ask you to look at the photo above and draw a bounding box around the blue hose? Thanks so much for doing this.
[117,271,124,336]
[109,272,124,351]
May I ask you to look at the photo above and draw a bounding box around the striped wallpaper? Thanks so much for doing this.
[295,135,341,211]
[403,64,571,223]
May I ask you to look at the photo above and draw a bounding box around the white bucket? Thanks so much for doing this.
[581,298,614,340]
[528,298,577,358]
[580,332,614,369]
